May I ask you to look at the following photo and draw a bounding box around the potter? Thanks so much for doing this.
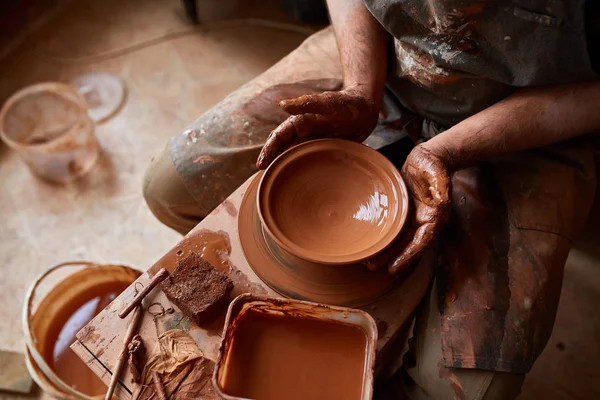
[144,0,600,398]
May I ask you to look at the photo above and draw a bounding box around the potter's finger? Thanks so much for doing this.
[279,93,340,115]
[256,115,330,169]
[364,244,397,271]
[387,222,437,274]
[292,114,333,138]
[364,228,415,271]
[256,118,298,169]
[403,165,451,212]
[281,93,365,119]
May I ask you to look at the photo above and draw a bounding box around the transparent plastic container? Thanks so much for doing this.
[0,82,99,183]
[70,72,126,124]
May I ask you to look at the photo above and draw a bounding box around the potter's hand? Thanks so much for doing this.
[256,87,379,169]
[366,145,451,274]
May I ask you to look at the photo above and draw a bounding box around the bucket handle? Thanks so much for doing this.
[22,261,107,400]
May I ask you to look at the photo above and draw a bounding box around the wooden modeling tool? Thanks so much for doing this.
[119,268,169,319]
[105,306,143,400]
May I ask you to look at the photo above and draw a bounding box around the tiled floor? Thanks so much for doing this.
[0,1,306,398]
[0,0,598,399]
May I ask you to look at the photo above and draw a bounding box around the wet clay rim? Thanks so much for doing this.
[257,139,409,265]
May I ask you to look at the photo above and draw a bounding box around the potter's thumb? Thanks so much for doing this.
[256,146,275,170]
[256,152,267,170]
[389,224,435,274]
[388,256,411,275]
[280,93,335,115]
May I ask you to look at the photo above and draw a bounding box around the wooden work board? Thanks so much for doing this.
[72,174,433,399]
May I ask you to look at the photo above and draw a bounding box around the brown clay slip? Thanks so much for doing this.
[222,311,366,400]
[213,295,378,400]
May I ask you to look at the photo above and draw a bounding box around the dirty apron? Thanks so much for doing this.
[167,1,598,375]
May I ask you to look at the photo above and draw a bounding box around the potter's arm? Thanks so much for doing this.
[372,80,600,274]
[326,0,388,106]
[422,80,600,170]
[256,0,390,169]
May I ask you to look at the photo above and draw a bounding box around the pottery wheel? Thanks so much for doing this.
[238,173,398,307]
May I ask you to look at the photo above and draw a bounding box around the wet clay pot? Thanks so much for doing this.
[258,139,409,264]
[238,139,409,307]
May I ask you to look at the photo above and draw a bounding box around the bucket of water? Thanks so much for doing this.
[22,261,141,399]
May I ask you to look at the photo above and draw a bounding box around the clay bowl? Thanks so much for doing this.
[257,139,409,265]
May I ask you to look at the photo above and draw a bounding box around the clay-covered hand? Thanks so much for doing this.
[256,87,379,169]
[365,145,451,274]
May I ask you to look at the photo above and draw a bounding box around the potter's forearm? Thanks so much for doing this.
[424,80,600,170]
[326,0,388,106]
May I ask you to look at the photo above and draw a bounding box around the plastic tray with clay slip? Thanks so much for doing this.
[213,294,378,400]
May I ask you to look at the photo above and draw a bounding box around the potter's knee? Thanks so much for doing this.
[143,148,202,234]
[143,148,175,212]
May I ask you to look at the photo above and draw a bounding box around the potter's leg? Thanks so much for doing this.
[143,28,343,233]
[143,147,202,235]
[375,281,526,400]
[144,27,411,234]
[436,139,597,373]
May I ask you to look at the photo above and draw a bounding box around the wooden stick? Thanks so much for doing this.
[105,306,143,400]
[119,268,169,319]
[151,371,168,400]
